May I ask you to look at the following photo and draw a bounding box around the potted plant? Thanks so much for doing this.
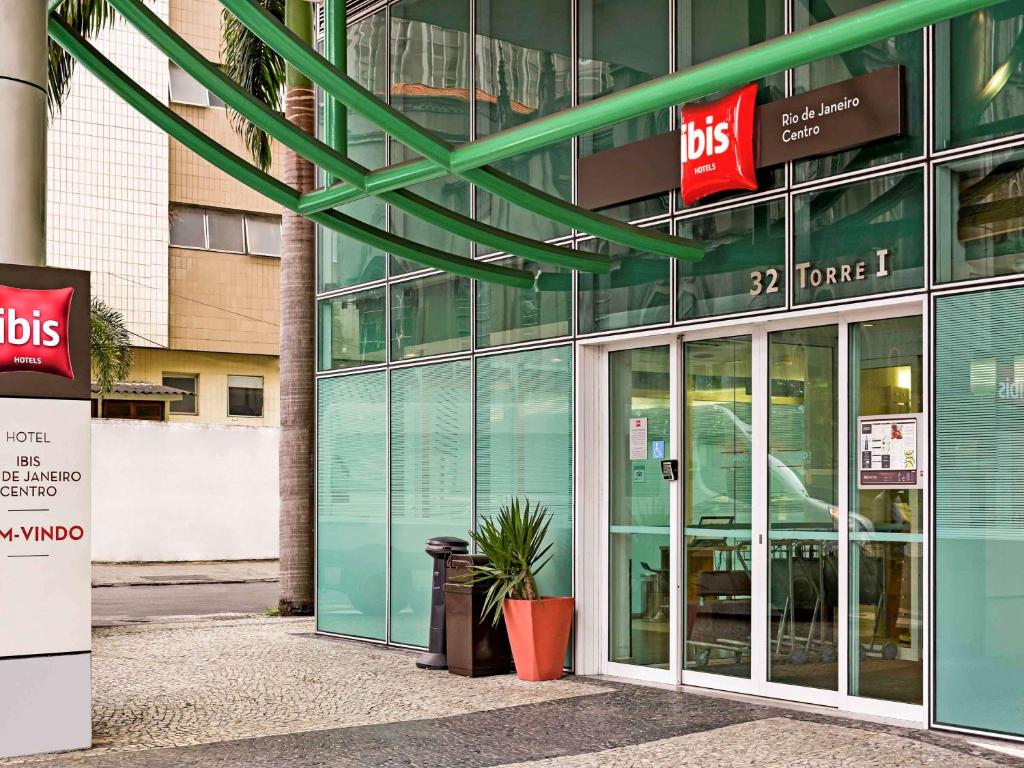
[469,498,574,681]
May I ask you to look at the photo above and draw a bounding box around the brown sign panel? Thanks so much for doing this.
[578,66,905,210]
[0,264,90,400]
[756,65,904,167]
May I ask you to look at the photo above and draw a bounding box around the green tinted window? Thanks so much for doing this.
[318,289,387,371]
[579,0,670,222]
[390,361,472,647]
[317,373,387,639]
[390,0,472,274]
[476,256,571,348]
[935,286,1024,737]
[677,0,786,209]
[792,170,924,305]
[476,347,573,600]
[391,274,471,360]
[475,0,572,250]
[677,198,786,320]
[936,1,1024,151]
[792,0,923,183]
[318,12,387,292]
[936,146,1024,284]
[578,226,671,333]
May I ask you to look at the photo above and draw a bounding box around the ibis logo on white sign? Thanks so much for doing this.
[0,398,90,658]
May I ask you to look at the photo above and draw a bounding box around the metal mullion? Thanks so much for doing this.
[931,271,1024,296]
[315,362,388,380]
[837,317,850,703]
[388,350,473,370]
[930,131,1024,164]
[789,157,927,196]
[385,364,392,644]
[674,189,788,223]
[317,278,388,302]
[473,336,575,360]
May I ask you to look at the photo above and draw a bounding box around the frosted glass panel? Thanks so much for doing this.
[317,373,388,640]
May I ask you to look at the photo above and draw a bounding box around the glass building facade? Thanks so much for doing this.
[315,0,1024,741]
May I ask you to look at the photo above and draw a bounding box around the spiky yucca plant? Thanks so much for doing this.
[469,498,553,626]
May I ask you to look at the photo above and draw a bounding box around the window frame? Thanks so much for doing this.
[162,373,199,416]
[227,374,265,418]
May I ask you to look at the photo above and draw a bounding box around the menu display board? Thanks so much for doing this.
[857,413,923,489]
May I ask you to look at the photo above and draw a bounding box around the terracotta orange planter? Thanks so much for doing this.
[502,596,575,681]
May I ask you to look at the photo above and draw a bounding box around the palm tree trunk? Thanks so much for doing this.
[278,80,316,615]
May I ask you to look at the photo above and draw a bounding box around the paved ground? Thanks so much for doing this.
[2,616,1022,768]
[92,582,279,626]
[92,560,278,588]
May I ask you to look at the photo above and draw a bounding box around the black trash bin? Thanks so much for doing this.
[444,554,512,677]
[416,536,469,670]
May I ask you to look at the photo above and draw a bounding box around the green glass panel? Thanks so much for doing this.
[684,336,753,677]
[476,346,573,601]
[390,0,472,273]
[390,361,472,647]
[676,0,785,209]
[793,0,924,183]
[390,273,471,360]
[936,1,1024,151]
[318,289,387,371]
[609,346,670,668]
[935,146,1024,284]
[475,0,572,250]
[579,0,670,222]
[317,372,387,639]
[476,256,571,348]
[578,225,671,333]
[792,170,924,305]
[677,198,786,320]
[848,316,924,705]
[768,324,839,690]
[935,286,1024,737]
[318,12,387,292]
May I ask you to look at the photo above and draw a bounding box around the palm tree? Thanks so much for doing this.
[223,0,316,615]
[90,298,133,395]
[49,0,317,614]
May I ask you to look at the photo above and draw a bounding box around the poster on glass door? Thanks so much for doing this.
[857,413,923,489]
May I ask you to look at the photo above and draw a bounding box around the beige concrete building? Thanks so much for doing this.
[49,0,283,428]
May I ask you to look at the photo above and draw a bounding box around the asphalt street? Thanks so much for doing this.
[92,581,279,626]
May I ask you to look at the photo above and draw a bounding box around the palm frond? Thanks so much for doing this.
[48,0,121,115]
[90,298,133,395]
[221,0,286,171]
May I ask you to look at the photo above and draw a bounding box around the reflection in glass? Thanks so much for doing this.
[849,317,923,704]
[390,362,472,646]
[936,147,1024,283]
[390,0,471,273]
[676,0,786,209]
[793,170,924,305]
[684,337,752,677]
[390,274,471,360]
[579,0,670,221]
[475,0,572,248]
[318,289,387,371]
[768,325,839,691]
[793,0,923,182]
[677,198,786,320]
[936,1,1024,151]
[609,347,671,668]
[578,226,672,333]
[476,256,571,348]
[317,13,387,292]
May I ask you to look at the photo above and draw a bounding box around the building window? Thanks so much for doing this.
[169,205,282,257]
[100,400,165,420]
[168,62,225,107]
[227,375,264,417]
[163,374,198,415]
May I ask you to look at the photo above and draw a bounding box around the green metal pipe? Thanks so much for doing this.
[323,0,346,185]
[45,16,536,289]
[108,1,608,272]
[449,0,1002,170]
[220,0,705,260]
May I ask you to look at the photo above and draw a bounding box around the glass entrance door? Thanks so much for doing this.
[674,314,925,717]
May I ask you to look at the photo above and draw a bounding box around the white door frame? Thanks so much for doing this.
[574,295,928,723]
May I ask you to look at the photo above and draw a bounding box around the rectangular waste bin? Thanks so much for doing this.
[444,554,512,677]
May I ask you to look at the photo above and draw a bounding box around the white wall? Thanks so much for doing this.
[48,4,170,348]
[91,419,278,562]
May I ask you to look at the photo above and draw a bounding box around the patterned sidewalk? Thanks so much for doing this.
[3,616,1021,767]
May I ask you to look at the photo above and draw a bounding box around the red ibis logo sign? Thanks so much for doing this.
[0,285,75,379]
[680,83,759,205]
